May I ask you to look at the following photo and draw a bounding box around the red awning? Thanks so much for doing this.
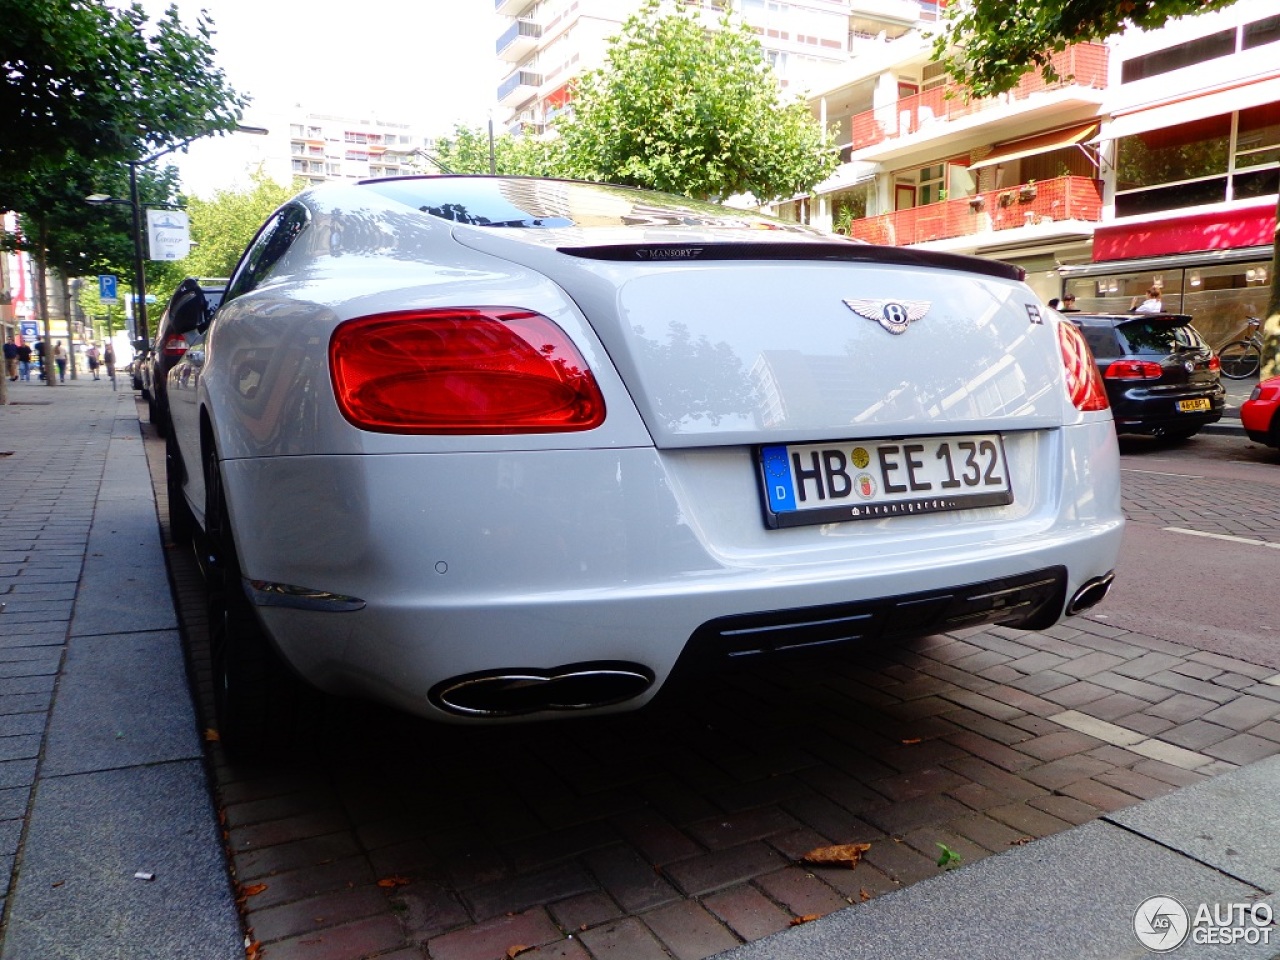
[1092,203,1277,262]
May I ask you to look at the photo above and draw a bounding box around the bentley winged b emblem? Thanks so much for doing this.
[843,298,931,335]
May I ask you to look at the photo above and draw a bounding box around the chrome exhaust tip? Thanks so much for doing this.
[1066,572,1115,616]
[431,662,654,718]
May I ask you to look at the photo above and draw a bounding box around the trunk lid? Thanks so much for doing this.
[456,229,1068,449]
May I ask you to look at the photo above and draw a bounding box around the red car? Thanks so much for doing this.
[1242,375,1280,447]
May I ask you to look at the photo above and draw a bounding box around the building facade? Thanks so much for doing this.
[787,0,1278,347]
[285,113,437,186]
[494,0,938,135]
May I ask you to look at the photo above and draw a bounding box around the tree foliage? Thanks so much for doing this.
[931,0,1239,99]
[553,0,836,202]
[0,0,247,181]
[428,124,567,178]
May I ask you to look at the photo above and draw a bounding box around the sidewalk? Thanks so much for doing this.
[1,376,1278,960]
[0,378,241,959]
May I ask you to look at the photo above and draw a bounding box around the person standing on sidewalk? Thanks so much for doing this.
[103,342,116,390]
[86,344,100,380]
[3,337,17,381]
[17,342,32,381]
[53,341,67,382]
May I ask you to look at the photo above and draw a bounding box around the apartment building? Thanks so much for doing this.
[285,113,436,186]
[494,0,936,134]
[790,0,1279,345]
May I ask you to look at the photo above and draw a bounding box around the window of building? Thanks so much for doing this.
[1115,114,1231,215]
[1116,104,1280,216]
[1244,14,1280,50]
[308,126,322,138]
[1121,29,1235,83]
[917,163,946,204]
[289,124,304,138]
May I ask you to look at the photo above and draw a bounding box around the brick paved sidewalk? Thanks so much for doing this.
[137,410,1280,960]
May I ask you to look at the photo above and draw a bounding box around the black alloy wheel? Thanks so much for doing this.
[165,433,193,546]
[204,451,284,760]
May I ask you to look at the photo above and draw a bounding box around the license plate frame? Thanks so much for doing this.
[1176,398,1211,412]
[759,433,1014,529]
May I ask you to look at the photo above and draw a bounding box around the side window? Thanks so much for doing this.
[223,204,311,304]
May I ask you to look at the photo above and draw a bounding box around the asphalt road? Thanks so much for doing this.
[1099,431,1280,669]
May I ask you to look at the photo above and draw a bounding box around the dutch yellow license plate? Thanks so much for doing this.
[1177,398,1211,412]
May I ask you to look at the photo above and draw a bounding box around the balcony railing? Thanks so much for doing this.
[847,44,1108,153]
[498,69,543,105]
[845,176,1104,246]
[497,18,542,60]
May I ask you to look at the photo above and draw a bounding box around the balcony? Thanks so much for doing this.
[849,0,921,25]
[495,0,531,16]
[847,44,1108,155]
[498,69,542,106]
[497,18,542,61]
[846,176,1103,246]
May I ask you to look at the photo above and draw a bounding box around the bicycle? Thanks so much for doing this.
[1218,318,1263,379]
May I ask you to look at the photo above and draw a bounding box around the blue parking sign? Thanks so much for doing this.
[98,274,119,303]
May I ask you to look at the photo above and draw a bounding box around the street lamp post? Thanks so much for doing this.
[88,125,269,348]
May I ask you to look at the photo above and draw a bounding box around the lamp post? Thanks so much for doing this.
[87,124,269,348]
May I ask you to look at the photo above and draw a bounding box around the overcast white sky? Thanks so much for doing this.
[137,1,503,195]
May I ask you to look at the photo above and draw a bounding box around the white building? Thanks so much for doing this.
[284,112,437,186]
[494,0,938,134]
[786,0,1278,340]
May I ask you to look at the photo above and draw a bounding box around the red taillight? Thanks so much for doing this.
[1057,321,1109,411]
[329,308,606,434]
[161,334,188,357]
[1208,354,1221,372]
[1104,359,1164,381]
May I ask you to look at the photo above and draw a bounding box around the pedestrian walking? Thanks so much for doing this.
[53,340,67,382]
[3,337,17,381]
[32,340,47,381]
[17,342,32,381]
[86,344,101,380]
[103,343,117,390]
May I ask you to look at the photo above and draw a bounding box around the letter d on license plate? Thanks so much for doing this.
[759,434,1014,528]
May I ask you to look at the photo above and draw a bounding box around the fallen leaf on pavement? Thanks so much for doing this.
[507,945,533,958]
[204,728,220,742]
[801,843,871,869]
[859,888,872,902]
[241,883,268,898]
[790,914,820,926]
[900,737,922,745]
[377,875,412,888]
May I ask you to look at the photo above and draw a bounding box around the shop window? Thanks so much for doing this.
[1235,102,1280,169]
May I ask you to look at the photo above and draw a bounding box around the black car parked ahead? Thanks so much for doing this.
[1066,312,1224,440]
[144,277,226,435]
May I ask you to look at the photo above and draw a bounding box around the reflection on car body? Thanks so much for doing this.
[163,175,1125,756]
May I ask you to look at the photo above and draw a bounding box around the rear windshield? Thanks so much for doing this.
[360,176,804,232]
[1115,319,1207,356]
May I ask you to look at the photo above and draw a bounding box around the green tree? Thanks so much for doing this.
[933,0,1280,379]
[429,124,567,177]
[0,0,247,180]
[554,0,836,202]
[169,170,301,284]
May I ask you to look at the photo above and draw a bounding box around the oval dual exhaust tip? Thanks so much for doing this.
[1066,572,1115,616]
[431,662,655,718]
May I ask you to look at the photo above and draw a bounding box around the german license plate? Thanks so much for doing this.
[1177,398,1211,412]
[759,434,1013,528]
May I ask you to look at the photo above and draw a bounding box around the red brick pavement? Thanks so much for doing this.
[139,414,1280,960]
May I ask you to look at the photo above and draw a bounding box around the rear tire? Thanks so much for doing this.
[1219,340,1261,379]
[204,452,292,760]
[165,433,193,545]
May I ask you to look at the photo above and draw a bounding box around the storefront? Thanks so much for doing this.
[1058,201,1277,348]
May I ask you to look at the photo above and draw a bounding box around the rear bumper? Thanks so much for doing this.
[222,421,1124,722]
